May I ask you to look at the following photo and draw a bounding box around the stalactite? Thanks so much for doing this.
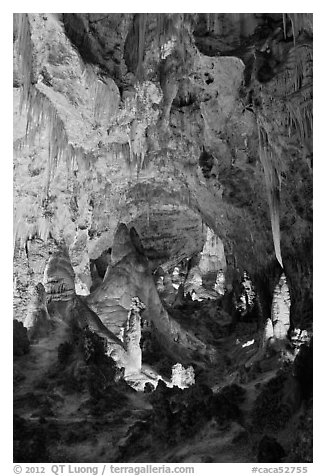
[206,14,220,35]
[127,13,191,79]
[94,80,107,123]
[258,125,283,268]
[24,87,68,191]
[286,13,313,44]
[254,40,312,267]
[137,14,147,78]
[282,14,287,39]
[281,44,313,146]
[15,13,34,107]
[16,14,86,197]
[255,34,312,268]
[92,77,120,124]
[156,13,183,48]
[13,197,57,247]
[128,136,134,170]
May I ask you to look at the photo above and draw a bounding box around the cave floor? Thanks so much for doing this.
[13,316,289,463]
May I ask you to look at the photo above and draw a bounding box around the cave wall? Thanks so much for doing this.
[13,13,312,329]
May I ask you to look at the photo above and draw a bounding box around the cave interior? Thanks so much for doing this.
[13,12,313,464]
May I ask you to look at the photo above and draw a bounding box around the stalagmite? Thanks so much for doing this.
[69,229,92,296]
[124,297,146,375]
[198,227,226,274]
[214,270,225,295]
[271,273,291,340]
[171,363,195,388]
[24,283,53,340]
[264,317,274,345]
[263,273,291,348]
[237,271,256,314]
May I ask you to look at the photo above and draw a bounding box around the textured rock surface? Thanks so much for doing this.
[271,273,291,340]
[171,363,195,388]
[13,238,58,322]
[86,224,214,362]
[263,318,274,345]
[40,244,128,366]
[13,12,312,464]
[198,227,226,274]
[12,14,308,278]
[69,229,92,295]
[43,246,76,302]
[13,15,312,327]
[24,283,52,340]
[182,226,227,300]
[124,297,145,375]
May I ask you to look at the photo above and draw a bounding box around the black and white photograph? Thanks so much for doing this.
[12,8,314,468]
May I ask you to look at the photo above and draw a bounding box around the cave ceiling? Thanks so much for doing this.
[13,12,312,286]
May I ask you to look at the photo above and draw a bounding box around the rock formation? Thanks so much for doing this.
[41,243,128,367]
[24,283,52,340]
[124,297,145,375]
[263,318,274,345]
[184,266,203,297]
[198,227,226,275]
[13,238,59,322]
[43,246,76,302]
[262,273,291,351]
[182,227,227,300]
[171,363,195,389]
[13,12,313,464]
[86,223,215,362]
[69,229,92,295]
[271,273,291,340]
